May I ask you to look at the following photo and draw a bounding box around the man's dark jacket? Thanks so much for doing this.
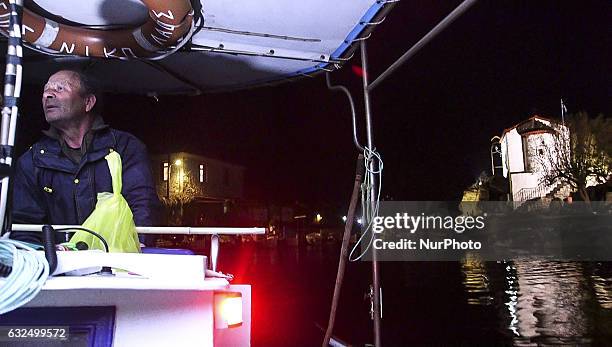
[11,126,160,243]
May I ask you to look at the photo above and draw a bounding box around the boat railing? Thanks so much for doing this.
[10,224,266,273]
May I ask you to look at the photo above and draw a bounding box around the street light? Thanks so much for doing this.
[166,156,185,198]
[315,213,323,223]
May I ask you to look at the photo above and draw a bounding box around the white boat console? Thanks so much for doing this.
[0,226,260,347]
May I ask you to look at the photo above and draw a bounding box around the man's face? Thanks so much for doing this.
[42,71,91,124]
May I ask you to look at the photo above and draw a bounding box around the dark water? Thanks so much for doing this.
[218,244,612,346]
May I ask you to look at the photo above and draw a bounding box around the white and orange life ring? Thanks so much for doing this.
[0,0,194,58]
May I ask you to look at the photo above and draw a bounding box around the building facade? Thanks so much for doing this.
[152,152,245,202]
[499,116,572,205]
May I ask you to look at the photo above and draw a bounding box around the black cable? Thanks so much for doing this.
[189,0,205,36]
[42,225,58,275]
[0,263,11,277]
[54,227,109,253]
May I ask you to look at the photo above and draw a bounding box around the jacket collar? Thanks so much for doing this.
[42,115,109,143]
[34,123,116,174]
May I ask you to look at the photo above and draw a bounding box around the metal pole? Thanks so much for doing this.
[560,98,566,127]
[490,143,495,176]
[12,224,266,235]
[167,154,170,199]
[0,0,25,234]
[368,0,478,91]
[360,41,382,347]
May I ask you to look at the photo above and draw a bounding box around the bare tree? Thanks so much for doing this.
[537,112,611,202]
[158,170,202,225]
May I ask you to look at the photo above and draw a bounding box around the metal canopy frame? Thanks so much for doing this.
[339,1,478,345]
[367,0,477,92]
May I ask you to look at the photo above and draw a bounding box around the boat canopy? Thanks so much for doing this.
[15,0,395,95]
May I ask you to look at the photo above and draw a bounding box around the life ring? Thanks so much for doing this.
[0,0,194,58]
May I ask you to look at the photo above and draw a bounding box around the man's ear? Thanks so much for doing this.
[85,94,97,113]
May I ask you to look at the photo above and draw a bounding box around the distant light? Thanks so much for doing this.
[174,159,182,166]
[315,213,323,223]
[357,218,363,225]
[342,216,347,222]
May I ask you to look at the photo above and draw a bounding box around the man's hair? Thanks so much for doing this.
[73,70,97,97]
[52,69,103,115]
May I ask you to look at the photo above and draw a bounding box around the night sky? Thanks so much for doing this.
[16,1,611,209]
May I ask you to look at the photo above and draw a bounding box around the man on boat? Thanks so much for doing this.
[10,69,160,244]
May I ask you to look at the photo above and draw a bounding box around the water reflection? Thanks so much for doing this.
[512,261,590,345]
[224,244,612,346]
[460,258,612,345]
[504,262,520,337]
[591,265,612,309]
[461,254,494,306]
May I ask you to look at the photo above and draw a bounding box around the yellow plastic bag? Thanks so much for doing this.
[69,151,141,253]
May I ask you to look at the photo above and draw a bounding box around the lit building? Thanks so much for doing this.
[151,152,245,225]
[498,116,572,206]
[152,152,245,201]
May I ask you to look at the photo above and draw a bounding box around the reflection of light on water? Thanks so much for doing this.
[504,262,520,336]
[461,253,493,305]
[591,274,612,309]
[509,261,590,345]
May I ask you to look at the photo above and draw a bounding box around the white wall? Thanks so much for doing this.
[501,128,525,175]
[501,118,571,201]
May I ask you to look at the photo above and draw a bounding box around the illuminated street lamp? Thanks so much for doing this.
[342,215,347,223]
[315,213,323,223]
[165,156,185,198]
